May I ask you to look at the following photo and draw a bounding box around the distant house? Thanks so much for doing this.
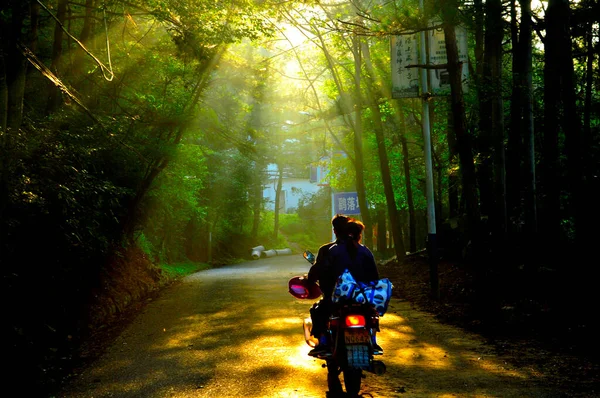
[263,161,328,214]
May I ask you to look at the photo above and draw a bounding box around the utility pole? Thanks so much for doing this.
[418,0,439,299]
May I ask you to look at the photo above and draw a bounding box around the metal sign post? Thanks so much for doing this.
[390,2,444,298]
[418,0,439,298]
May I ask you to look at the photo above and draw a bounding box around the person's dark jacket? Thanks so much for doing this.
[307,241,338,299]
[309,239,379,301]
[327,241,379,287]
[306,239,379,338]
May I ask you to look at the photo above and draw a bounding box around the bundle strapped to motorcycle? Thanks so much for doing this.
[332,269,393,316]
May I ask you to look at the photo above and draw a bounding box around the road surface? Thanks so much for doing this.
[59,255,562,397]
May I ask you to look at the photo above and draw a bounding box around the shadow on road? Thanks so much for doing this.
[60,257,565,397]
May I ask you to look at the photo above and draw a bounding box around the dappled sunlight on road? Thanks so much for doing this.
[478,357,526,378]
[358,301,546,397]
[379,305,530,376]
[379,312,453,370]
[193,318,325,397]
[257,316,307,330]
[60,258,556,398]
[436,395,493,398]
[388,344,452,369]
[241,331,322,370]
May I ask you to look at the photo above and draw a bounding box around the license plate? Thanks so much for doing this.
[344,329,370,344]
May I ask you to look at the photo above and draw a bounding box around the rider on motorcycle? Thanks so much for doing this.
[307,218,381,356]
[306,214,349,356]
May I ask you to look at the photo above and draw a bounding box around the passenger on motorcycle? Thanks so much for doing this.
[307,218,382,356]
[306,214,349,354]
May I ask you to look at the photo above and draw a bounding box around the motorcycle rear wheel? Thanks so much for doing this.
[343,367,362,397]
[326,359,343,395]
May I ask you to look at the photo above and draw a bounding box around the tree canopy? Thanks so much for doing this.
[1,0,598,394]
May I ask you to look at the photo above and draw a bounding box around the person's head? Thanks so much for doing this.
[331,214,350,238]
[346,219,365,244]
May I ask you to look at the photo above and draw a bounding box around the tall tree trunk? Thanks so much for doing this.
[0,41,8,220]
[477,0,494,226]
[29,1,40,54]
[547,0,589,323]
[481,0,507,242]
[368,36,417,254]
[583,23,594,143]
[376,206,387,253]
[581,22,596,256]
[47,0,68,113]
[441,2,480,252]
[446,104,460,220]
[80,0,95,44]
[519,0,538,272]
[557,3,583,254]
[72,0,96,87]
[0,53,6,132]
[491,2,507,241]
[1,1,37,220]
[398,110,417,253]
[250,164,263,239]
[305,14,372,246]
[507,0,523,227]
[250,162,264,238]
[350,34,372,247]
[247,65,268,241]
[273,165,283,240]
[6,3,28,132]
[542,0,566,267]
[474,0,484,78]
[362,39,406,261]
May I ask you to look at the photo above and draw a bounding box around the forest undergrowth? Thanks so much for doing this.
[378,253,600,395]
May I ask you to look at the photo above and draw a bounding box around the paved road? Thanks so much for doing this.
[59,255,562,397]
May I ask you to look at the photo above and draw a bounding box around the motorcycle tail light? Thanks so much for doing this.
[345,314,366,327]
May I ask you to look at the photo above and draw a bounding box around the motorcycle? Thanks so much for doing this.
[288,251,386,397]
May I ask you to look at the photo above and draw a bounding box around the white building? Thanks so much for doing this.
[263,162,328,213]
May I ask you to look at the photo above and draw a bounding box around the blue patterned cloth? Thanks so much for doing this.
[332,269,359,301]
[332,269,393,316]
[352,278,393,315]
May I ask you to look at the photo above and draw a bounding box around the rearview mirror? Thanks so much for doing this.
[303,250,315,264]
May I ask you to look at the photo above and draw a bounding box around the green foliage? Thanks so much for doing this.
[149,0,277,44]
[280,214,321,251]
[141,143,208,263]
[2,0,598,389]
[137,232,155,258]
[5,112,137,259]
[296,188,333,248]
[160,261,211,278]
[253,211,286,248]
[260,212,326,253]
